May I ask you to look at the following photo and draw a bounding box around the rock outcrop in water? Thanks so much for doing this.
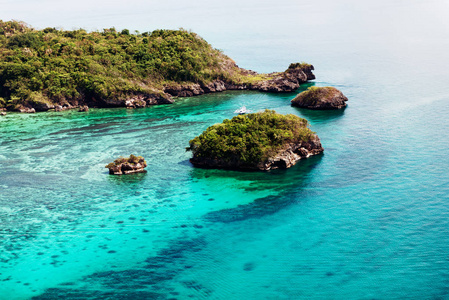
[291,86,348,110]
[188,110,323,171]
[105,155,147,175]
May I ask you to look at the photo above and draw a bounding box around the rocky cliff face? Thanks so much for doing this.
[164,65,316,97]
[259,134,323,170]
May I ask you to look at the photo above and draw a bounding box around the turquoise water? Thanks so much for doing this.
[2,0,449,299]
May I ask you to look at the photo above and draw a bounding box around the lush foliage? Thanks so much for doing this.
[0,20,246,109]
[288,62,312,70]
[188,110,314,166]
[105,154,146,168]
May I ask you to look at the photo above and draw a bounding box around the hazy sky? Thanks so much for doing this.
[1,0,446,34]
[1,0,448,72]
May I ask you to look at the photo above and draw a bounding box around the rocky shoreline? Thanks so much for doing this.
[165,64,315,97]
[7,65,315,113]
[190,134,323,171]
[291,86,348,110]
[188,110,323,171]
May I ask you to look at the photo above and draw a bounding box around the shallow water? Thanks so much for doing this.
[2,0,449,299]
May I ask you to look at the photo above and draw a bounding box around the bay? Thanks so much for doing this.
[1,0,449,299]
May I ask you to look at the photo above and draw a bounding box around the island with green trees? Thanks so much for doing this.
[0,20,315,112]
[187,110,323,171]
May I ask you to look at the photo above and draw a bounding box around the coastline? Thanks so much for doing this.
[0,22,315,114]
[5,64,315,113]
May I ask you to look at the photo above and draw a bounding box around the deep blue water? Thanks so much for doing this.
[1,0,449,299]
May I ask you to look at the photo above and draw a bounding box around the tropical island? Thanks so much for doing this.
[0,20,315,112]
[187,110,323,171]
[291,86,348,110]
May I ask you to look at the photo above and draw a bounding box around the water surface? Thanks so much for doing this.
[1,0,449,299]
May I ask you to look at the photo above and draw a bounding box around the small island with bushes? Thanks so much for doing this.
[187,110,323,171]
[105,155,147,175]
[0,20,315,112]
[291,86,348,110]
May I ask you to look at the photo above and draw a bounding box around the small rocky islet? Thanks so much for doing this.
[291,86,348,110]
[105,155,147,175]
[187,110,324,171]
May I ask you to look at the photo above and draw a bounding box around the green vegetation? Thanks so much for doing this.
[187,110,315,167]
[291,86,339,106]
[0,20,253,110]
[105,154,146,169]
[288,62,312,70]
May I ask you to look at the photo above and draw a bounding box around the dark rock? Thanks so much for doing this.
[18,106,36,113]
[105,155,147,175]
[100,93,173,108]
[164,84,204,97]
[125,95,171,108]
[291,86,348,110]
[32,101,55,112]
[54,106,63,112]
[253,64,315,93]
[202,80,227,93]
[78,105,89,112]
[261,136,323,170]
[145,93,174,105]
[224,83,248,90]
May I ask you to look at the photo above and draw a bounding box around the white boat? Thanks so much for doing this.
[234,106,251,114]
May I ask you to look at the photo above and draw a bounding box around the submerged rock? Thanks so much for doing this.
[105,155,147,175]
[188,110,323,171]
[291,86,348,110]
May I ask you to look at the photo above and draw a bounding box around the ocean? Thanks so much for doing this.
[1,0,449,298]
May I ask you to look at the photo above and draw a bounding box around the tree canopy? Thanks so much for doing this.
[0,20,247,109]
